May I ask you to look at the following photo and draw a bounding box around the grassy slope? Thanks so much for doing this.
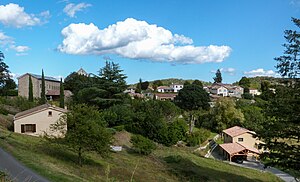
[0,128,281,182]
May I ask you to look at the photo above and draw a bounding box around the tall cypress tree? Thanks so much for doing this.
[213,69,222,83]
[28,75,33,102]
[40,69,46,104]
[59,78,65,108]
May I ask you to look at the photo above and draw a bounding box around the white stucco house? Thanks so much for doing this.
[210,85,228,97]
[14,104,68,137]
[170,84,184,93]
[249,89,261,96]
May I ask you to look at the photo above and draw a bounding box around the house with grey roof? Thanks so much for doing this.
[18,73,60,99]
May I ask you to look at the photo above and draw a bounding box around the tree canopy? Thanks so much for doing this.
[0,51,16,96]
[175,84,210,111]
[259,17,300,171]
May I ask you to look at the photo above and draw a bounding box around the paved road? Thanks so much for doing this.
[209,146,297,182]
[0,147,50,182]
[231,161,297,182]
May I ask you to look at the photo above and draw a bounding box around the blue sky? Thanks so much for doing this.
[0,0,299,84]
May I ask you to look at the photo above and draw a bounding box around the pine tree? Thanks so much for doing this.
[59,78,65,108]
[28,75,33,102]
[213,69,222,83]
[40,69,47,104]
[259,17,300,170]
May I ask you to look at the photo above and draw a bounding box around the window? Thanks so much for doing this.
[238,138,243,142]
[48,111,52,117]
[21,124,36,133]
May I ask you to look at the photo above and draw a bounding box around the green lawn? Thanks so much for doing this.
[0,127,281,182]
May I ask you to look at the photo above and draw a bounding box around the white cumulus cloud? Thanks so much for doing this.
[0,32,13,45]
[211,67,236,75]
[244,68,279,77]
[58,18,232,64]
[0,3,50,28]
[63,3,91,18]
[10,45,30,52]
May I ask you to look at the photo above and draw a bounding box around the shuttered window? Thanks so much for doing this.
[21,124,36,133]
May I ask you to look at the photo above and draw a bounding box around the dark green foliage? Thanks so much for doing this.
[131,134,156,155]
[59,78,64,108]
[183,80,190,86]
[260,81,270,92]
[28,75,33,102]
[102,104,134,127]
[64,72,90,95]
[63,104,112,166]
[213,69,222,83]
[0,51,16,96]
[211,98,244,133]
[259,85,300,170]
[127,100,183,146]
[152,80,163,91]
[175,84,210,111]
[0,96,37,112]
[135,78,142,93]
[192,80,203,88]
[162,119,188,146]
[186,128,210,146]
[242,93,253,100]
[275,18,300,78]
[238,104,265,132]
[0,106,9,115]
[40,69,46,104]
[239,77,251,88]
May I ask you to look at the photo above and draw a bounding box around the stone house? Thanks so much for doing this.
[18,73,60,99]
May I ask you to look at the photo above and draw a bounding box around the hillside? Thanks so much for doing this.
[130,78,212,87]
[0,127,281,182]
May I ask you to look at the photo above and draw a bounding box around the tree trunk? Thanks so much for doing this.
[78,147,82,167]
[189,114,195,134]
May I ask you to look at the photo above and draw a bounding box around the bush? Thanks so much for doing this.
[131,134,156,155]
[0,106,9,115]
[186,128,210,147]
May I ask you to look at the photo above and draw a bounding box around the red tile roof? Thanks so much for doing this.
[223,126,250,137]
[219,143,246,155]
[219,142,260,155]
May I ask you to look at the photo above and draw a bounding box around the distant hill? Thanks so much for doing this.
[233,76,292,90]
[129,78,212,87]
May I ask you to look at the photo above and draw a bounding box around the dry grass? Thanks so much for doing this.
[0,127,282,182]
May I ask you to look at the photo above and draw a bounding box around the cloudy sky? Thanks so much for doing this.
[0,0,299,84]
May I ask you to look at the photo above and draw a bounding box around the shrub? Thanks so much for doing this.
[0,106,9,115]
[186,128,210,147]
[131,134,156,155]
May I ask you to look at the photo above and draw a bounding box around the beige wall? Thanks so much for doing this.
[18,74,60,98]
[233,132,258,148]
[224,133,233,143]
[14,108,66,137]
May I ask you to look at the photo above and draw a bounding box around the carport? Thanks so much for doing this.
[219,143,260,162]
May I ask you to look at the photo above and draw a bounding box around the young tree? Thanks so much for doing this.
[135,78,142,93]
[211,98,244,133]
[213,69,222,83]
[28,75,33,102]
[62,104,112,166]
[59,78,64,108]
[40,69,47,104]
